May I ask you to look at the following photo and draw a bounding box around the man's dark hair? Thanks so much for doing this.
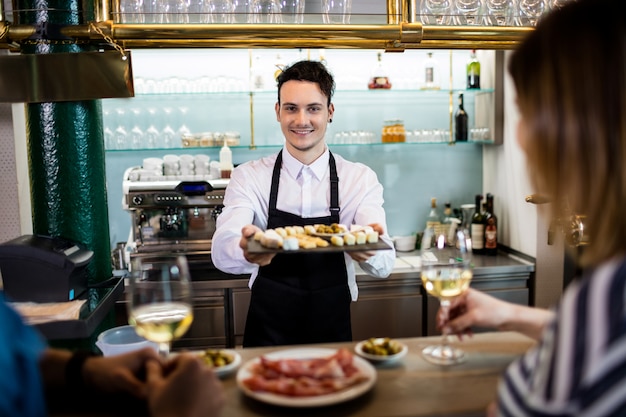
[276,60,335,106]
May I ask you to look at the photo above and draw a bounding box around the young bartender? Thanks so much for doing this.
[211,60,396,347]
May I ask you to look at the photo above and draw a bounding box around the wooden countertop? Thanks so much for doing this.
[51,331,534,417]
[220,331,535,417]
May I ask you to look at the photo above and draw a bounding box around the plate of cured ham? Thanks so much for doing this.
[236,347,377,407]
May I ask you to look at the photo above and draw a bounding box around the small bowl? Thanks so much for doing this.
[355,338,408,363]
[96,325,158,357]
[392,235,417,252]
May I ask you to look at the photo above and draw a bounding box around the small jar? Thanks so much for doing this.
[382,120,406,143]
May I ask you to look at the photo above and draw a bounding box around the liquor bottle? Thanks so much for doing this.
[426,197,442,232]
[422,52,440,90]
[484,193,498,255]
[467,49,481,89]
[471,194,484,254]
[455,93,469,142]
[368,52,392,90]
[443,203,461,246]
[219,140,233,179]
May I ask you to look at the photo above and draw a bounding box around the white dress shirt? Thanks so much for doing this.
[210,146,396,301]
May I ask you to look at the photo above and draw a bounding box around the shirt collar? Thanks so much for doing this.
[282,147,329,182]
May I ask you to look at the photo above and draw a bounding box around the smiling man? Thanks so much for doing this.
[211,60,395,348]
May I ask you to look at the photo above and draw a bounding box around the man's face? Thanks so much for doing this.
[275,80,334,156]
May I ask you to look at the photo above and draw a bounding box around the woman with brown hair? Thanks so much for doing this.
[440,0,626,415]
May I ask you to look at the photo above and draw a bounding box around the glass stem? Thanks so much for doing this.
[440,299,451,350]
[158,342,171,358]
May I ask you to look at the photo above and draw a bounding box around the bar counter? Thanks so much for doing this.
[51,331,534,417]
[220,331,535,417]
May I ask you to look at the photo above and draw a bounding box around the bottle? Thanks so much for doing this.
[442,203,460,246]
[426,197,442,232]
[368,52,392,90]
[484,193,498,255]
[455,93,468,142]
[471,194,484,254]
[422,52,440,90]
[250,55,265,91]
[219,140,233,179]
[467,49,481,89]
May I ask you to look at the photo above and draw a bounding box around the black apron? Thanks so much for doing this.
[243,150,352,347]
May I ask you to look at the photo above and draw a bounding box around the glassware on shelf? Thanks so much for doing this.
[172,0,192,22]
[208,0,235,23]
[144,108,161,149]
[120,0,146,22]
[485,0,513,26]
[280,0,305,23]
[420,0,451,25]
[420,226,473,366]
[177,107,192,140]
[547,0,569,11]
[517,0,546,26]
[155,0,172,22]
[453,0,482,25]
[127,255,193,358]
[248,0,282,23]
[113,108,129,150]
[322,0,352,24]
[161,107,178,149]
[129,109,145,150]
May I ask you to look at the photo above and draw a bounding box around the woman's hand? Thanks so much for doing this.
[145,353,225,417]
[439,288,554,341]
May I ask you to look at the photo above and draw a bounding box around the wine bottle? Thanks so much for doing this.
[466,49,481,89]
[484,193,498,255]
[426,197,442,231]
[471,194,484,254]
[368,52,392,90]
[455,93,468,142]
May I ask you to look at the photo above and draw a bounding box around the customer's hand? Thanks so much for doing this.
[438,288,513,338]
[145,352,225,417]
[240,224,275,266]
[83,347,161,398]
[439,288,553,341]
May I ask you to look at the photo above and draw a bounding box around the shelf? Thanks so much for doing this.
[130,88,496,97]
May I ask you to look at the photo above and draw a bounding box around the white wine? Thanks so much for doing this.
[130,302,194,343]
[421,268,473,299]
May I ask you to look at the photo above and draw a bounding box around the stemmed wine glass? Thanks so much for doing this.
[127,255,194,357]
[485,0,512,25]
[420,225,473,365]
[420,0,451,25]
[454,0,482,25]
[517,0,546,26]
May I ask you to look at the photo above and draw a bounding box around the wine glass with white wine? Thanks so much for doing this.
[420,225,473,365]
[127,255,194,357]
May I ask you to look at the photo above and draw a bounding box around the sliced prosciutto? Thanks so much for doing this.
[242,348,369,397]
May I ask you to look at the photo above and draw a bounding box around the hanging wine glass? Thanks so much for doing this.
[161,107,177,149]
[420,225,473,365]
[453,0,482,25]
[517,0,546,26]
[113,108,129,150]
[420,0,451,25]
[485,0,512,25]
[129,108,145,150]
[145,108,160,149]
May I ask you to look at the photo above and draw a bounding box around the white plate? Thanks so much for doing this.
[236,347,376,408]
[354,339,408,363]
[194,349,242,377]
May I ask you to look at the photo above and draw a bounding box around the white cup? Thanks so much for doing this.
[96,325,158,356]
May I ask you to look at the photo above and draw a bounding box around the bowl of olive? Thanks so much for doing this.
[354,337,408,363]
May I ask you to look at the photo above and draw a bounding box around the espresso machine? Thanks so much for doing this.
[123,166,229,260]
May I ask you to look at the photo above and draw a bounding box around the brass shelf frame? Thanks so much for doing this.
[0,0,532,51]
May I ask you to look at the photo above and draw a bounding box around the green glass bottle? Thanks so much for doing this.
[467,49,481,89]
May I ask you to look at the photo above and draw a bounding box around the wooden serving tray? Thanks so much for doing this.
[247,238,392,254]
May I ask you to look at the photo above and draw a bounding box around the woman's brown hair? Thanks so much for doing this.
[509,0,626,267]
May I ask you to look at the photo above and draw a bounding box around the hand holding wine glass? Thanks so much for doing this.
[128,255,194,357]
[420,225,473,365]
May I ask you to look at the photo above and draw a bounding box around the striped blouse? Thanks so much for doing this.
[497,256,626,416]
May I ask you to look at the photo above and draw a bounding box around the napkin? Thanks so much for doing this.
[10,299,87,325]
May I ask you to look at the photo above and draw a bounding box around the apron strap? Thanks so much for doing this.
[328,152,340,224]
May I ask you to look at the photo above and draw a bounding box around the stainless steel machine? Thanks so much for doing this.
[120,166,246,348]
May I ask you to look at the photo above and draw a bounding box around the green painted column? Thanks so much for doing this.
[16,0,112,285]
